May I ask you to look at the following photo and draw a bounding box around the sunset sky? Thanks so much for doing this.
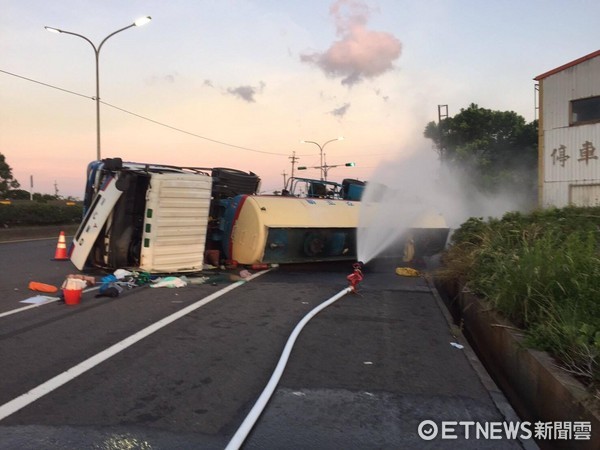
[1,0,599,198]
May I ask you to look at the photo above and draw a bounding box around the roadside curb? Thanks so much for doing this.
[426,276,538,449]
[437,279,600,449]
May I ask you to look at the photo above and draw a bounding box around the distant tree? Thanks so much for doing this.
[32,193,59,203]
[6,189,30,200]
[0,153,20,197]
[424,104,538,202]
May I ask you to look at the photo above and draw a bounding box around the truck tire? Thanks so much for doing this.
[212,167,260,198]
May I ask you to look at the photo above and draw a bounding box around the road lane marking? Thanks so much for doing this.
[0,237,56,244]
[0,286,102,319]
[0,298,61,318]
[0,269,271,421]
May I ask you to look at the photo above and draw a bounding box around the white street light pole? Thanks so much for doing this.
[45,16,152,161]
[300,137,344,181]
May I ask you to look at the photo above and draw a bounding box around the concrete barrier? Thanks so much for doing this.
[452,287,600,449]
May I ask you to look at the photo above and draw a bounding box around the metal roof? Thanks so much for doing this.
[534,49,600,81]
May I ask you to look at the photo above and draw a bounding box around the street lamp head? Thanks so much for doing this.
[45,16,152,162]
[337,136,344,141]
[134,16,152,27]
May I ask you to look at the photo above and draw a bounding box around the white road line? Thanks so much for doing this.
[0,237,56,244]
[0,298,61,318]
[0,269,271,421]
[0,286,102,319]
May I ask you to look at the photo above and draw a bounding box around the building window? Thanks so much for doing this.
[570,96,600,125]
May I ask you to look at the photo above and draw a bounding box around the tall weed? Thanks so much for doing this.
[441,207,600,388]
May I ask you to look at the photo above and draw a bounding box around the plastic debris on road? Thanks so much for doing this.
[20,295,56,305]
[96,271,141,298]
[185,276,210,285]
[61,278,87,290]
[28,281,59,293]
[113,269,133,280]
[239,270,251,279]
[66,274,96,285]
[395,267,420,277]
[150,276,188,288]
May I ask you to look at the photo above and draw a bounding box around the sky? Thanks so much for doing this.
[1,0,599,199]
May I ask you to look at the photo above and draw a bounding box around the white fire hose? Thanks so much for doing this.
[225,286,353,450]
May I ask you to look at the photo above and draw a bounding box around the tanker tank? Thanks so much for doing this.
[222,194,361,265]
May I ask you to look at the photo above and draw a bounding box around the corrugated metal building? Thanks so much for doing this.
[535,49,600,207]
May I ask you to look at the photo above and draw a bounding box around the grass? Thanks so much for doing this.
[438,206,600,392]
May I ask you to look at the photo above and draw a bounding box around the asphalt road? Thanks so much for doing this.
[0,238,532,449]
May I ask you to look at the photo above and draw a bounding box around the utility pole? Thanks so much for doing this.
[281,170,287,188]
[289,151,299,179]
[438,104,448,120]
[437,105,449,160]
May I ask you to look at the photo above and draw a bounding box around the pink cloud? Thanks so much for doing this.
[301,0,402,86]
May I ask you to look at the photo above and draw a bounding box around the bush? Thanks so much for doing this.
[0,201,83,226]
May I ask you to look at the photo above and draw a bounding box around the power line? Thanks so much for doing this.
[0,69,93,100]
[1,68,399,159]
[99,101,288,156]
[0,68,289,156]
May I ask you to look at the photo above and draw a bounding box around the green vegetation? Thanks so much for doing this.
[424,103,538,209]
[0,152,20,196]
[0,200,82,227]
[439,207,600,392]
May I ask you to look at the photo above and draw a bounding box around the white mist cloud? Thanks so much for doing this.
[357,149,528,263]
[300,0,402,86]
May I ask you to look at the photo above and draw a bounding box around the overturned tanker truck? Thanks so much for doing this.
[70,158,449,273]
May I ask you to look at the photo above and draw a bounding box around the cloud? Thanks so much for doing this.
[300,0,402,86]
[226,81,266,102]
[146,73,179,85]
[374,88,389,101]
[330,102,351,117]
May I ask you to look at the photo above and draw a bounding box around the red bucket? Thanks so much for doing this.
[63,288,82,305]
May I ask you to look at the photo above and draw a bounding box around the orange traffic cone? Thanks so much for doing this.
[52,231,69,261]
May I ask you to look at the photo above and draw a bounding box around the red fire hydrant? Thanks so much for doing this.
[347,262,364,292]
